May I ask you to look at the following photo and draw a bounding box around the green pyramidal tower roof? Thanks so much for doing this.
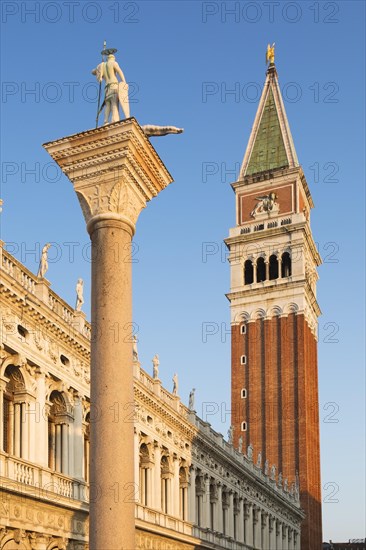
[240,65,299,178]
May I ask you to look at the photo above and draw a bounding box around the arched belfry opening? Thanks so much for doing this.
[244,260,254,285]
[281,252,292,277]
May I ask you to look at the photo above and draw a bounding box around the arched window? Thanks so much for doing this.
[269,254,279,280]
[48,391,70,474]
[83,412,90,482]
[3,365,26,458]
[139,443,152,506]
[179,466,188,520]
[281,252,292,277]
[244,260,254,285]
[256,257,266,282]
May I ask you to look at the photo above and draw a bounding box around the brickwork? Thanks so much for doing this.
[231,313,322,549]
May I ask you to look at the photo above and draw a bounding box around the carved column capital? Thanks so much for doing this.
[43,118,173,237]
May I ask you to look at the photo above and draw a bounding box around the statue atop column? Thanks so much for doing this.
[92,43,129,126]
[37,243,51,278]
[75,278,84,311]
[238,435,243,453]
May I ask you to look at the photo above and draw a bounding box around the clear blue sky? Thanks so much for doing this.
[1,0,365,541]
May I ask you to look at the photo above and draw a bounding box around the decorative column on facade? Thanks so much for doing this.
[61,423,69,475]
[203,474,211,529]
[261,511,269,549]
[244,500,253,547]
[188,465,196,523]
[134,429,140,503]
[35,370,48,467]
[55,423,62,471]
[237,497,244,543]
[173,456,180,517]
[268,515,276,549]
[73,395,84,479]
[27,396,37,463]
[288,528,293,550]
[20,401,29,459]
[282,524,288,550]
[43,118,174,549]
[216,482,223,533]
[253,505,260,549]
[227,490,234,538]
[153,442,162,510]
[276,520,282,550]
[14,403,21,457]
[0,376,6,451]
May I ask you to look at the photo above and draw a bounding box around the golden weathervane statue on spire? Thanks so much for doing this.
[266,42,275,65]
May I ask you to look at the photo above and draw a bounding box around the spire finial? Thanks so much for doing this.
[266,43,275,65]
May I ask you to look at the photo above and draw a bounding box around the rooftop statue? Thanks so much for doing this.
[37,243,51,278]
[75,278,84,312]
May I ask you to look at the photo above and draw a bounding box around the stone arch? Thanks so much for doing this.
[0,533,31,550]
[267,305,283,318]
[251,308,266,320]
[284,302,299,314]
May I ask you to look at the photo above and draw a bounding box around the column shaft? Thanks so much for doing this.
[21,403,29,459]
[153,445,161,510]
[188,467,196,523]
[55,424,62,471]
[61,423,69,475]
[89,219,135,550]
[14,403,21,457]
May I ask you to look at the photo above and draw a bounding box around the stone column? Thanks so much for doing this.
[8,401,14,455]
[55,424,62,471]
[35,371,49,467]
[173,457,180,517]
[153,442,162,510]
[27,398,37,463]
[269,516,276,549]
[227,491,234,538]
[216,483,223,533]
[73,396,84,479]
[44,118,174,549]
[276,521,282,550]
[253,506,260,549]
[237,498,244,543]
[14,403,21,457]
[244,501,253,546]
[134,429,140,502]
[282,525,288,550]
[262,511,269,549]
[201,475,209,528]
[188,466,196,523]
[0,378,6,451]
[61,423,69,475]
[21,402,29,459]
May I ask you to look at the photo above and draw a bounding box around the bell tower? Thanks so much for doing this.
[225,57,322,549]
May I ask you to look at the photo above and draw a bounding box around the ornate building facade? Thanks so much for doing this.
[0,241,302,549]
[226,62,322,549]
